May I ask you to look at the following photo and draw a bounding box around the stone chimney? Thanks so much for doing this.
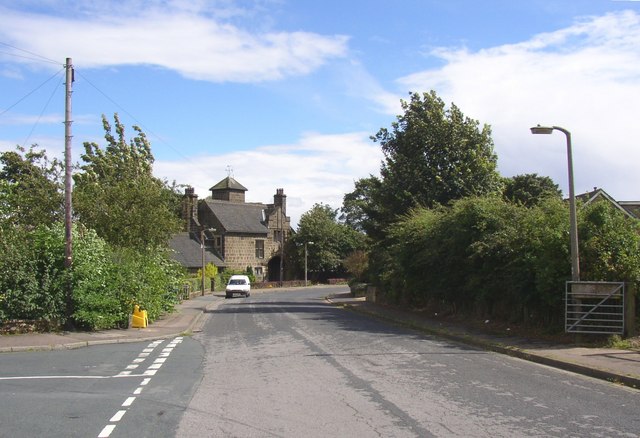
[182,187,198,232]
[274,188,286,216]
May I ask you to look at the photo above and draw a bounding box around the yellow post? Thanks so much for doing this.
[131,305,148,328]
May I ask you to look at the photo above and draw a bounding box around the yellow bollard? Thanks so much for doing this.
[131,305,148,328]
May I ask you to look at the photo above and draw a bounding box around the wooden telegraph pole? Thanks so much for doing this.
[64,58,74,323]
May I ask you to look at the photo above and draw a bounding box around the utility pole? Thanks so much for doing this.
[201,228,206,296]
[279,206,284,286]
[64,58,74,323]
[64,58,73,268]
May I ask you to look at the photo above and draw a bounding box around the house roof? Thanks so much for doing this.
[209,176,248,192]
[618,201,640,219]
[168,232,226,268]
[577,187,639,219]
[203,199,268,234]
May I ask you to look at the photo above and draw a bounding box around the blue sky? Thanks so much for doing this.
[1,0,640,226]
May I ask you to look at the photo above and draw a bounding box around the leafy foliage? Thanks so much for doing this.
[340,176,382,234]
[0,145,64,227]
[0,220,184,330]
[344,91,501,242]
[373,91,501,213]
[342,250,369,282]
[291,203,366,281]
[0,224,63,322]
[579,201,640,282]
[73,114,181,249]
[502,173,561,207]
[380,196,640,329]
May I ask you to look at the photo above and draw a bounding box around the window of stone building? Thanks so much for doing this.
[255,240,265,258]
[255,267,263,278]
[274,230,282,242]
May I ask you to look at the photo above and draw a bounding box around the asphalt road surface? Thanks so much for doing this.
[178,286,639,437]
[0,335,204,437]
[1,287,638,437]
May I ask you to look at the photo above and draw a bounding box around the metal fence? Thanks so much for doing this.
[565,281,625,334]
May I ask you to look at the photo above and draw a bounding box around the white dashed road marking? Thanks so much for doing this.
[97,336,183,437]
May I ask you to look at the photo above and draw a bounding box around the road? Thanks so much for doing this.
[0,335,204,437]
[178,286,639,437]
[1,286,638,437]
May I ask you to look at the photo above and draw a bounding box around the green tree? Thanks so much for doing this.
[373,91,501,218]
[579,201,640,283]
[291,203,366,280]
[342,250,369,282]
[503,173,561,207]
[340,176,382,235]
[0,145,63,227]
[73,114,181,249]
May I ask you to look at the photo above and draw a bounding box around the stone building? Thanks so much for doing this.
[170,176,291,282]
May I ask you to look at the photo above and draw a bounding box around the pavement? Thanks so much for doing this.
[1,288,639,390]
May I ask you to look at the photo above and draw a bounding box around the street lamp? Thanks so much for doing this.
[201,228,216,295]
[530,125,580,281]
[304,241,314,287]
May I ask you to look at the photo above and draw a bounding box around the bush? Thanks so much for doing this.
[0,224,65,323]
[0,222,185,330]
[380,196,640,331]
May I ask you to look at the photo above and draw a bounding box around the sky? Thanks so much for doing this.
[1,0,640,227]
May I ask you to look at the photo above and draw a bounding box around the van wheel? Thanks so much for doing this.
[225,293,231,299]
[246,292,250,297]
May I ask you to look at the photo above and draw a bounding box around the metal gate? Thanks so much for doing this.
[565,281,625,334]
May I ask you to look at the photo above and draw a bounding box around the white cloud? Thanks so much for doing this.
[398,10,640,201]
[0,3,348,82]
[154,131,383,227]
[0,113,63,125]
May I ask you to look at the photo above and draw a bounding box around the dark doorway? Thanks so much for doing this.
[268,256,282,282]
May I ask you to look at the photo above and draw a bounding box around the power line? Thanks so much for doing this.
[0,41,60,65]
[0,67,65,117]
[21,72,65,148]
[74,69,193,162]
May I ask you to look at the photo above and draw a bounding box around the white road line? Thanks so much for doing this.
[98,424,116,437]
[0,375,112,381]
[97,338,183,437]
[122,397,136,407]
[110,410,127,422]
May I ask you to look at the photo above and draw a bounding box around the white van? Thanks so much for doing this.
[225,275,251,298]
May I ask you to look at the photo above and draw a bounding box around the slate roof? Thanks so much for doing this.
[209,177,248,192]
[203,199,268,234]
[577,188,639,219]
[168,232,226,269]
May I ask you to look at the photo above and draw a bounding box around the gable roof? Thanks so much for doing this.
[204,199,268,234]
[577,188,639,219]
[168,232,226,268]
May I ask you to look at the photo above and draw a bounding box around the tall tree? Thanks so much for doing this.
[291,203,366,280]
[502,173,561,207]
[373,90,501,218]
[340,176,382,234]
[0,145,63,227]
[73,114,181,249]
